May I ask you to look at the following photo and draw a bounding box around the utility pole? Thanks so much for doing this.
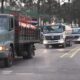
[1,0,4,13]
[37,0,40,27]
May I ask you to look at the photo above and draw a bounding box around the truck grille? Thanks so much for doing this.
[45,36,60,40]
[74,36,79,39]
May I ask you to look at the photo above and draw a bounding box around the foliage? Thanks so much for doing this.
[1,0,80,24]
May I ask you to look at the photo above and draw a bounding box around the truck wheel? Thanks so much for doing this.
[27,44,34,59]
[62,43,66,48]
[4,47,13,67]
[23,44,34,59]
[45,44,49,49]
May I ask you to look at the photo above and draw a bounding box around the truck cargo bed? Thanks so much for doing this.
[18,27,40,43]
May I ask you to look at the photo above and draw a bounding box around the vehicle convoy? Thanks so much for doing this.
[41,24,72,48]
[71,27,80,43]
[0,14,40,67]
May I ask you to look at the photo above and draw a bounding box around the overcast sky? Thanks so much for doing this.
[57,0,72,5]
[33,0,71,4]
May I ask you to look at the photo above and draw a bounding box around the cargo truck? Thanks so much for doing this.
[0,14,40,67]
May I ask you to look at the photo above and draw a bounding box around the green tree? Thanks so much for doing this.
[71,0,80,24]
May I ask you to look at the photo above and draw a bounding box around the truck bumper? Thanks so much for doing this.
[0,54,6,59]
[43,40,64,45]
[0,52,8,59]
[73,39,80,42]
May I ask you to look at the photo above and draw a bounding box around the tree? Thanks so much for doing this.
[71,0,80,24]
[1,0,4,13]
[0,0,60,22]
[36,0,60,22]
[60,3,72,23]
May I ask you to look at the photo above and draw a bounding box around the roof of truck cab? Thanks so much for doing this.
[43,24,65,27]
[72,27,80,29]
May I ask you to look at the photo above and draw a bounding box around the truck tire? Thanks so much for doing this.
[27,44,35,59]
[4,47,13,67]
[23,44,35,59]
[62,42,66,48]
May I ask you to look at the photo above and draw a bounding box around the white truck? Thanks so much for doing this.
[41,24,72,48]
[71,27,80,43]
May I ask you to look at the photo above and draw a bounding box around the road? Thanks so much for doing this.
[0,43,80,80]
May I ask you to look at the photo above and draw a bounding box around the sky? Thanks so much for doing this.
[33,0,71,4]
[0,0,72,7]
[57,0,72,5]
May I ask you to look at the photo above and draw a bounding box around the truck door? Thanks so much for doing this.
[8,17,14,42]
[9,17,14,30]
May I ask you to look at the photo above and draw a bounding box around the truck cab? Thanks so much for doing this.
[0,14,16,66]
[0,14,14,55]
[42,24,72,48]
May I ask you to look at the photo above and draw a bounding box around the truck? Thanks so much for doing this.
[71,27,80,43]
[41,24,72,48]
[0,14,40,67]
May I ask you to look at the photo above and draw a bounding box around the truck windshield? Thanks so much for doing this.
[0,16,9,30]
[43,25,64,33]
[72,28,80,34]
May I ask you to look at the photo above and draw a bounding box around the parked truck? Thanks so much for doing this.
[0,14,40,67]
[41,24,72,48]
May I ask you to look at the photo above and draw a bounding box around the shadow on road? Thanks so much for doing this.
[0,57,31,68]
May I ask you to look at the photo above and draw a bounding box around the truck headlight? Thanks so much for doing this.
[78,37,80,41]
[59,39,64,43]
[43,40,48,44]
[0,46,8,51]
